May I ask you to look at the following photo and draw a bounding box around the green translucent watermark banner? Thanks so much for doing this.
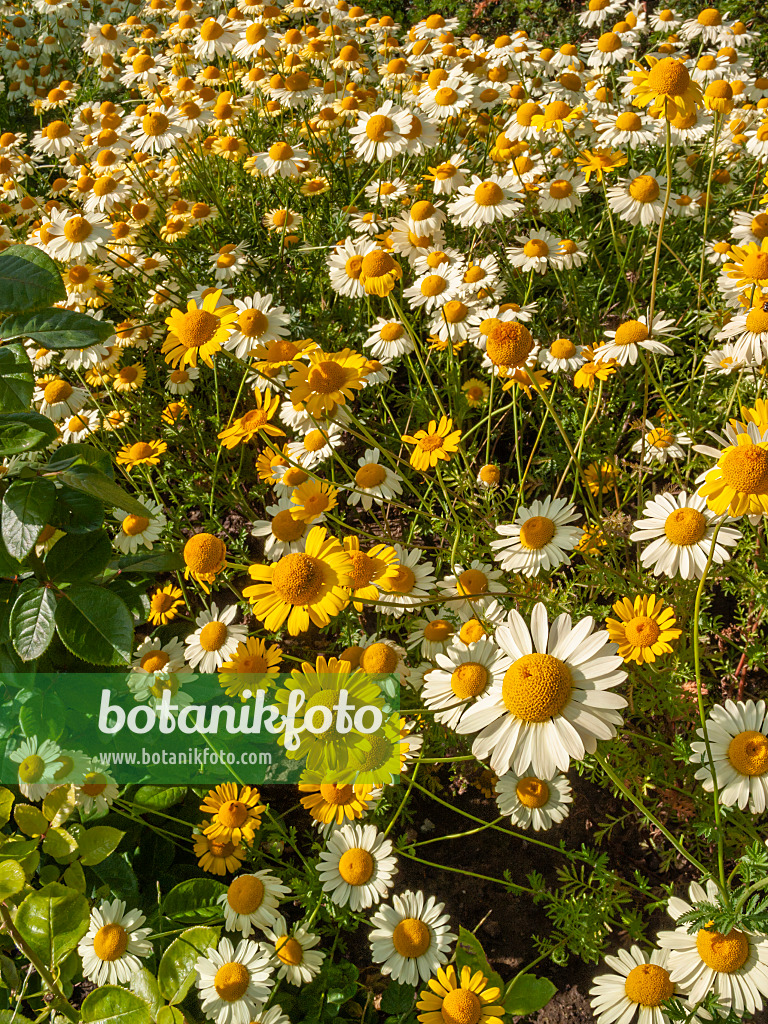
[0,672,400,786]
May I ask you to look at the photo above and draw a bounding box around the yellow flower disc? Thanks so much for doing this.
[502,654,572,721]
[727,730,768,776]
[624,964,674,1006]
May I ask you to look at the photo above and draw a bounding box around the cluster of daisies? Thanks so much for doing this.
[4,0,768,1018]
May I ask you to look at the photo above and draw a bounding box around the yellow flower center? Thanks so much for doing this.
[365,114,393,141]
[276,936,304,966]
[43,379,73,404]
[282,467,308,486]
[515,776,550,808]
[741,252,768,281]
[380,323,404,342]
[356,463,386,488]
[63,216,93,243]
[410,200,435,222]
[345,255,364,280]
[218,799,248,828]
[319,783,354,805]
[386,565,416,593]
[338,847,374,885]
[268,141,293,161]
[435,86,458,105]
[597,31,621,52]
[199,621,228,652]
[303,429,328,453]
[176,308,221,349]
[361,250,397,279]
[524,239,549,258]
[307,360,345,394]
[457,568,489,595]
[647,57,691,97]
[140,650,170,673]
[745,307,768,334]
[81,772,108,796]
[519,515,555,550]
[615,111,642,130]
[440,990,482,1024]
[664,507,706,545]
[697,7,721,25]
[479,464,500,484]
[624,964,674,1006]
[720,445,768,494]
[450,662,488,699]
[93,924,129,962]
[727,730,768,776]
[214,962,251,1001]
[184,533,226,574]
[271,514,303,550]
[502,653,572,722]
[392,918,431,958]
[460,620,486,644]
[550,338,576,358]
[227,875,265,914]
[474,181,504,206]
[646,427,674,449]
[549,179,573,200]
[46,119,70,139]
[18,754,46,783]
[623,615,661,647]
[237,309,268,337]
[443,300,469,324]
[696,924,749,973]
[420,274,447,297]
[123,513,149,536]
[93,175,117,197]
[423,619,453,641]
[750,214,768,240]
[629,175,660,202]
[486,321,534,367]
[464,265,486,283]
[418,433,444,452]
[142,112,169,136]
[271,552,323,604]
[614,320,649,346]
[360,642,398,674]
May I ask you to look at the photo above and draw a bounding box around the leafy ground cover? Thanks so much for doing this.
[1,0,768,1023]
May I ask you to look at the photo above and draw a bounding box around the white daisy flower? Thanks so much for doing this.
[596,110,659,147]
[438,560,506,617]
[185,604,249,673]
[73,770,119,815]
[349,100,412,162]
[537,169,588,212]
[716,302,768,363]
[250,141,309,178]
[539,337,586,373]
[195,936,275,1024]
[702,341,750,375]
[327,236,376,299]
[316,823,398,911]
[46,207,111,261]
[251,497,311,559]
[631,419,692,464]
[690,699,768,813]
[589,945,700,1024]
[364,319,414,362]
[377,545,436,618]
[346,449,403,510]
[490,496,582,577]
[60,407,100,443]
[423,638,511,729]
[630,491,741,579]
[495,769,573,830]
[34,377,88,420]
[656,879,768,1015]
[218,871,291,937]
[167,366,200,394]
[456,602,627,778]
[606,169,671,227]
[113,500,166,553]
[261,914,325,986]
[594,312,676,365]
[369,890,456,986]
[406,610,458,660]
[447,174,523,227]
[224,294,290,360]
[9,737,61,800]
[78,899,153,986]
[286,423,344,469]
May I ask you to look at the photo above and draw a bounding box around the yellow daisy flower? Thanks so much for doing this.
[219,637,283,701]
[298,780,375,825]
[194,827,248,876]
[417,965,505,1024]
[606,595,682,665]
[287,348,369,416]
[343,536,400,611]
[698,432,768,517]
[628,55,703,119]
[162,288,238,368]
[200,782,266,845]
[402,416,462,471]
[183,532,227,592]
[217,389,284,448]
[115,439,167,471]
[290,479,339,523]
[148,583,184,625]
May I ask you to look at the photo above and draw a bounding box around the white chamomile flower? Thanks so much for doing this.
[538,337,586,372]
[251,497,311,559]
[34,377,88,420]
[631,419,692,464]
[716,303,768,363]
[364,318,415,362]
[185,604,249,672]
[589,945,700,1024]
[490,496,582,577]
[657,879,768,1015]
[438,560,506,617]
[447,174,523,227]
[495,769,573,830]
[286,423,343,468]
[73,769,119,815]
[594,312,676,365]
[225,294,290,360]
[195,936,275,1024]
[456,602,627,778]
[78,899,153,986]
[346,449,403,510]
[423,639,510,729]
[218,871,292,936]
[377,545,436,617]
[506,229,564,274]
[406,611,458,660]
[369,890,456,986]
[9,738,61,800]
[316,823,398,910]
[606,169,669,227]
[261,914,325,985]
[113,500,166,553]
[630,491,741,579]
[690,699,768,813]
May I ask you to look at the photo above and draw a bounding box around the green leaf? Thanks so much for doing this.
[0,246,65,312]
[13,881,89,968]
[48,485,104,535]
[158,926,219,1005]
[13,804,48,836]
[54,582,133,665]
[132,786,187,811]
[18,690,64,742]
[78,825,124,865]
[0,789,14,827]
[10,581,56,661]
[41,827,78,862]
[81,986,152,1024]
[1,308,114,349]
[163,879,227,924]
[0,859,25,901]
[116,551,184,574]
[45,442,114,478]
[503,974,557,1016]
[50,465,151,517]
[62,861,86,892]
[0,411,57,456]
[130,969,163,1020]
[156,1008,183,1024]
[42,785,74,825]
[455,928,505,994]
[1,478,55,560]
[0,344,33,413]
[379,983,415,1015]
[44,530,111,583]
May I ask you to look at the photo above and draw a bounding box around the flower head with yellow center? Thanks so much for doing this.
[401,415,462,471]
[162,288,238,368]
[200,782,266,845]
[218,389,284,448]
[629,55,703,119]
[417,965,506,1024]
[606,594,682,665]
[690,698,768,814]
[287,348,369,416]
